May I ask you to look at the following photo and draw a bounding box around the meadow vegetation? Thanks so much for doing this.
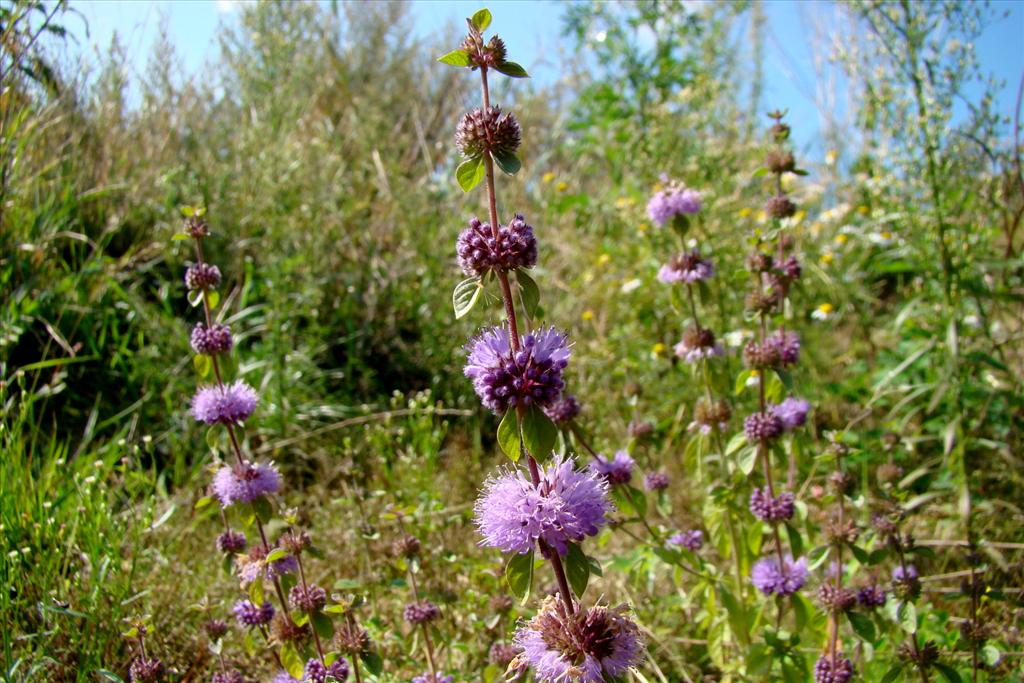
[1,1,1022,681]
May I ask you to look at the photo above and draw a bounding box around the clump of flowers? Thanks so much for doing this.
[464,326,570,413]
[647,177,702,227]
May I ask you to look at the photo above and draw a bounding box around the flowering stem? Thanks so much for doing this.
[829,453,846,661]
[895,543,930,683]
[346,612,364,683]
[296,554,326,662]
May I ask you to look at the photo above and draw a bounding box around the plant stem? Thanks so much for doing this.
[296,555,325,662]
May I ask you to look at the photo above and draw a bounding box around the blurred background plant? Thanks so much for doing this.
[1,0,1021,680]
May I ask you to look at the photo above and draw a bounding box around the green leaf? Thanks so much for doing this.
[206,289,220,310]
[205,426,220,452]
[497,408,520,461]
[453,277,484,319]
[718,585,750,647]
[725,432,748,456]
[171,232,191,241]
[187,289,204,307]
[494,60,529,78]
[849,544,869,565]
[180,205,196,217]
[95,671,125,683]
[932,662,962,683]
[564,544,590,598]
[265,548,289,563]
[897,601,917,634]
[437,49,472,67]
[784,523,803,557]
[193,353,212,379]
[521,404,557,459]
[248,578,264,606]
[516,270,540,318]
[492,149,521,175]
[251,496,273,524]
[792,168,810,176]
[194,495,214,510]
[880,664,903,683]
[846,610,876,642]
[980,644,1000,666]
[281,642,305,679]
[791,592,810,633]
[734,369,753,395]
[506,550,534,604]
[470,8,491,31]
[752,167,770,177]
[360,651,383,675]
[456,156,486,192]
[738,447,758,476]
[311,611,334,640]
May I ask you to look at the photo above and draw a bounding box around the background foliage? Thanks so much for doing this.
[1,0,1021,681]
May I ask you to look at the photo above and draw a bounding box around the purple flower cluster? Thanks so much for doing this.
[743,411,784,442]
[403,599,441,625]
[190,323,233,355]
[647,183,702,227]
[767,329,800,366]
[191,380,258,425]
[644,471,670,492]
[749,488,795,523]
[893,564,918,581]
[751,555,808,596]
[233,599,274,627]
[857,584,887,608]
[464,326,570,414]
[674,327,724,364]
[456,215,538,277]
[290,584,327,613]
[544,394,580,425]
[128,657,163,683]
[589,450,635,486]
[303,657,349,683]
[237,544,299,586]
[475,455,611,556]
[667,530,704,552]
[211,671,245,683]
[184,262,221,291]
[513,597,643,683]
[411,675,455,683]
[813,655,854,683]
[212,460,281,507]
[216,529,247,554]
[657,250,714,284]
[770,397,810,431]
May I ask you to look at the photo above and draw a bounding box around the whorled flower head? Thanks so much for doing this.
[411,675,455,683]
[272,673,299,683]
[392,533,421,558]
[455,106,521,158]
[461,29,507,68]
[544,394,580,425]
[814,655,854,683]
[744,411,784,443]
[745,288,782,314]
[818,583,857,612]
[657,250,714,284]
[290,584,327,613]
[184,215,209,239]
[212,460,280,507]
[191,380,258,425]
[644,471,670,492]
[303,657,349,683]
[749,487,795,522]
[691,398,731,434]
[237,544,299,586]
[751,555,808,596]
[766,150,796,174]
[674,327,723,364]
[512,597,644,683]
[490,642,521,667]
[403,599,441,625]
[856,584,887,608]
[190,323,233,355]
[129,657,163,683]
[464,326,570,414]
[216,529,247,554]
[893,564,918,581]
[766,329,801,366]
[765,194,797,219]
[647,183,702,226]
[627,419,654,440]
[777,255,802,283]
[184,263,221,291]
[667,530,703,552]
[475,455,611,556]
[233,599,275,627]
[204,619,229,640]
[770,397,810,431]
[589,451,634,487]
[212,671,245,683]
[334,622,371,656]
[456,215,537,277]
[743,339,782,369]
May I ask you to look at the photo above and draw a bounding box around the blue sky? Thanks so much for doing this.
[66,0,1023,158]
